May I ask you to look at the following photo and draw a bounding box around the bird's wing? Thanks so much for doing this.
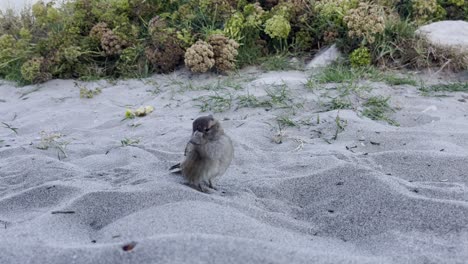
[184,141,191,156]
[184,141,199,158]
[169,141,193,173]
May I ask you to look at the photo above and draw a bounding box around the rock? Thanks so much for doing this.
[306,44,342,69]
[417,20,468,54]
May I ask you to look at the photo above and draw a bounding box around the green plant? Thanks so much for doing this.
[362,96,398,125]
[276,115,297,127]
[330,97,352,110]
[411,0,445,24]
[117,45,148,78]
[370,18,417,68]
[1,122,18,134]
[121,137,140,146]
[237,93,272,108]
[349,46,372,68]
[264,84,295,109]
[196,92,233,112]
[260,54,296,71]
[419,82,468,93]
[264,15,291,40]
[314,62,388,84]
[314,63,359,83]
[0,0,464,84]
[332,112,347,140]
[79,86,102,98]
[381,74,417,86]
[224,3,265,67]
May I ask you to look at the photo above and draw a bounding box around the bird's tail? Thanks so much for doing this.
[169,163,182,174]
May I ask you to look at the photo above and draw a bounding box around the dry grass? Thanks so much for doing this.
[402,36,468,72]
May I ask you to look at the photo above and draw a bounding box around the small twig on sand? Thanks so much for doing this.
[51,210,76,214]
[2,122,18,134]
[434,59,451,75]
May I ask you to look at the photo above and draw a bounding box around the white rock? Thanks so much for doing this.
[306,44,342,69]
[417,20,468,54]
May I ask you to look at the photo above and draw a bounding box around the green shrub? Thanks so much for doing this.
[349,46,372,68]
[0,0,465,84]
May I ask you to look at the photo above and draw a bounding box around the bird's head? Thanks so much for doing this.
[190,115,224,145]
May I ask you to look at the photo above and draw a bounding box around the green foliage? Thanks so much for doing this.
[362,96,398,126]
[79,87,102,98]
[117,46,148,78]
[419,82,468,93]
[369,18,416,67]
[381,74,417,86]
[20,57,43,82]
[330,97,352,110]
[407,0,449,24]
[349,47,372,68]
[264,15,290,39]
[260,55,296,71]
[196,92,233,112]
[0,0,465,84]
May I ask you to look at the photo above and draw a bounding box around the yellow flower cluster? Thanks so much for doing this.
[344,2,386,44]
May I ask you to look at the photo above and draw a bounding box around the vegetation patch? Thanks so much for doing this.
[362,96,399,126]
[419,82,468,93]
[0,0,465,84]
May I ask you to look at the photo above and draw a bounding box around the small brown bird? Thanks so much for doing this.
[170,115,234,192]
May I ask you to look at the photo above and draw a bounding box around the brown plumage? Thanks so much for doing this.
[170,115,234,192]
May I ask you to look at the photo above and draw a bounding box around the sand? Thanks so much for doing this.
[0,67,467,264]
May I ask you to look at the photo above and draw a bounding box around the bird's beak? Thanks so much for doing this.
[189,131,204,145]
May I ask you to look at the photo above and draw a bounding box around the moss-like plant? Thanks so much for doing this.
[264,15,291,40]
[350,46,372,68]
[20,57,51,84]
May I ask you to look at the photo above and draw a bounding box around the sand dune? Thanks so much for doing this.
[1,68,467,263]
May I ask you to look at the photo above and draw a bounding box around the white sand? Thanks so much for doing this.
[1,68,468,264]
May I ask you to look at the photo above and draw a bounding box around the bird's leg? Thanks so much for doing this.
[197,183,207,193]
[208,179,217,190]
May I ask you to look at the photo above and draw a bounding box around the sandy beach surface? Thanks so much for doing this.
[1,67,467,264]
